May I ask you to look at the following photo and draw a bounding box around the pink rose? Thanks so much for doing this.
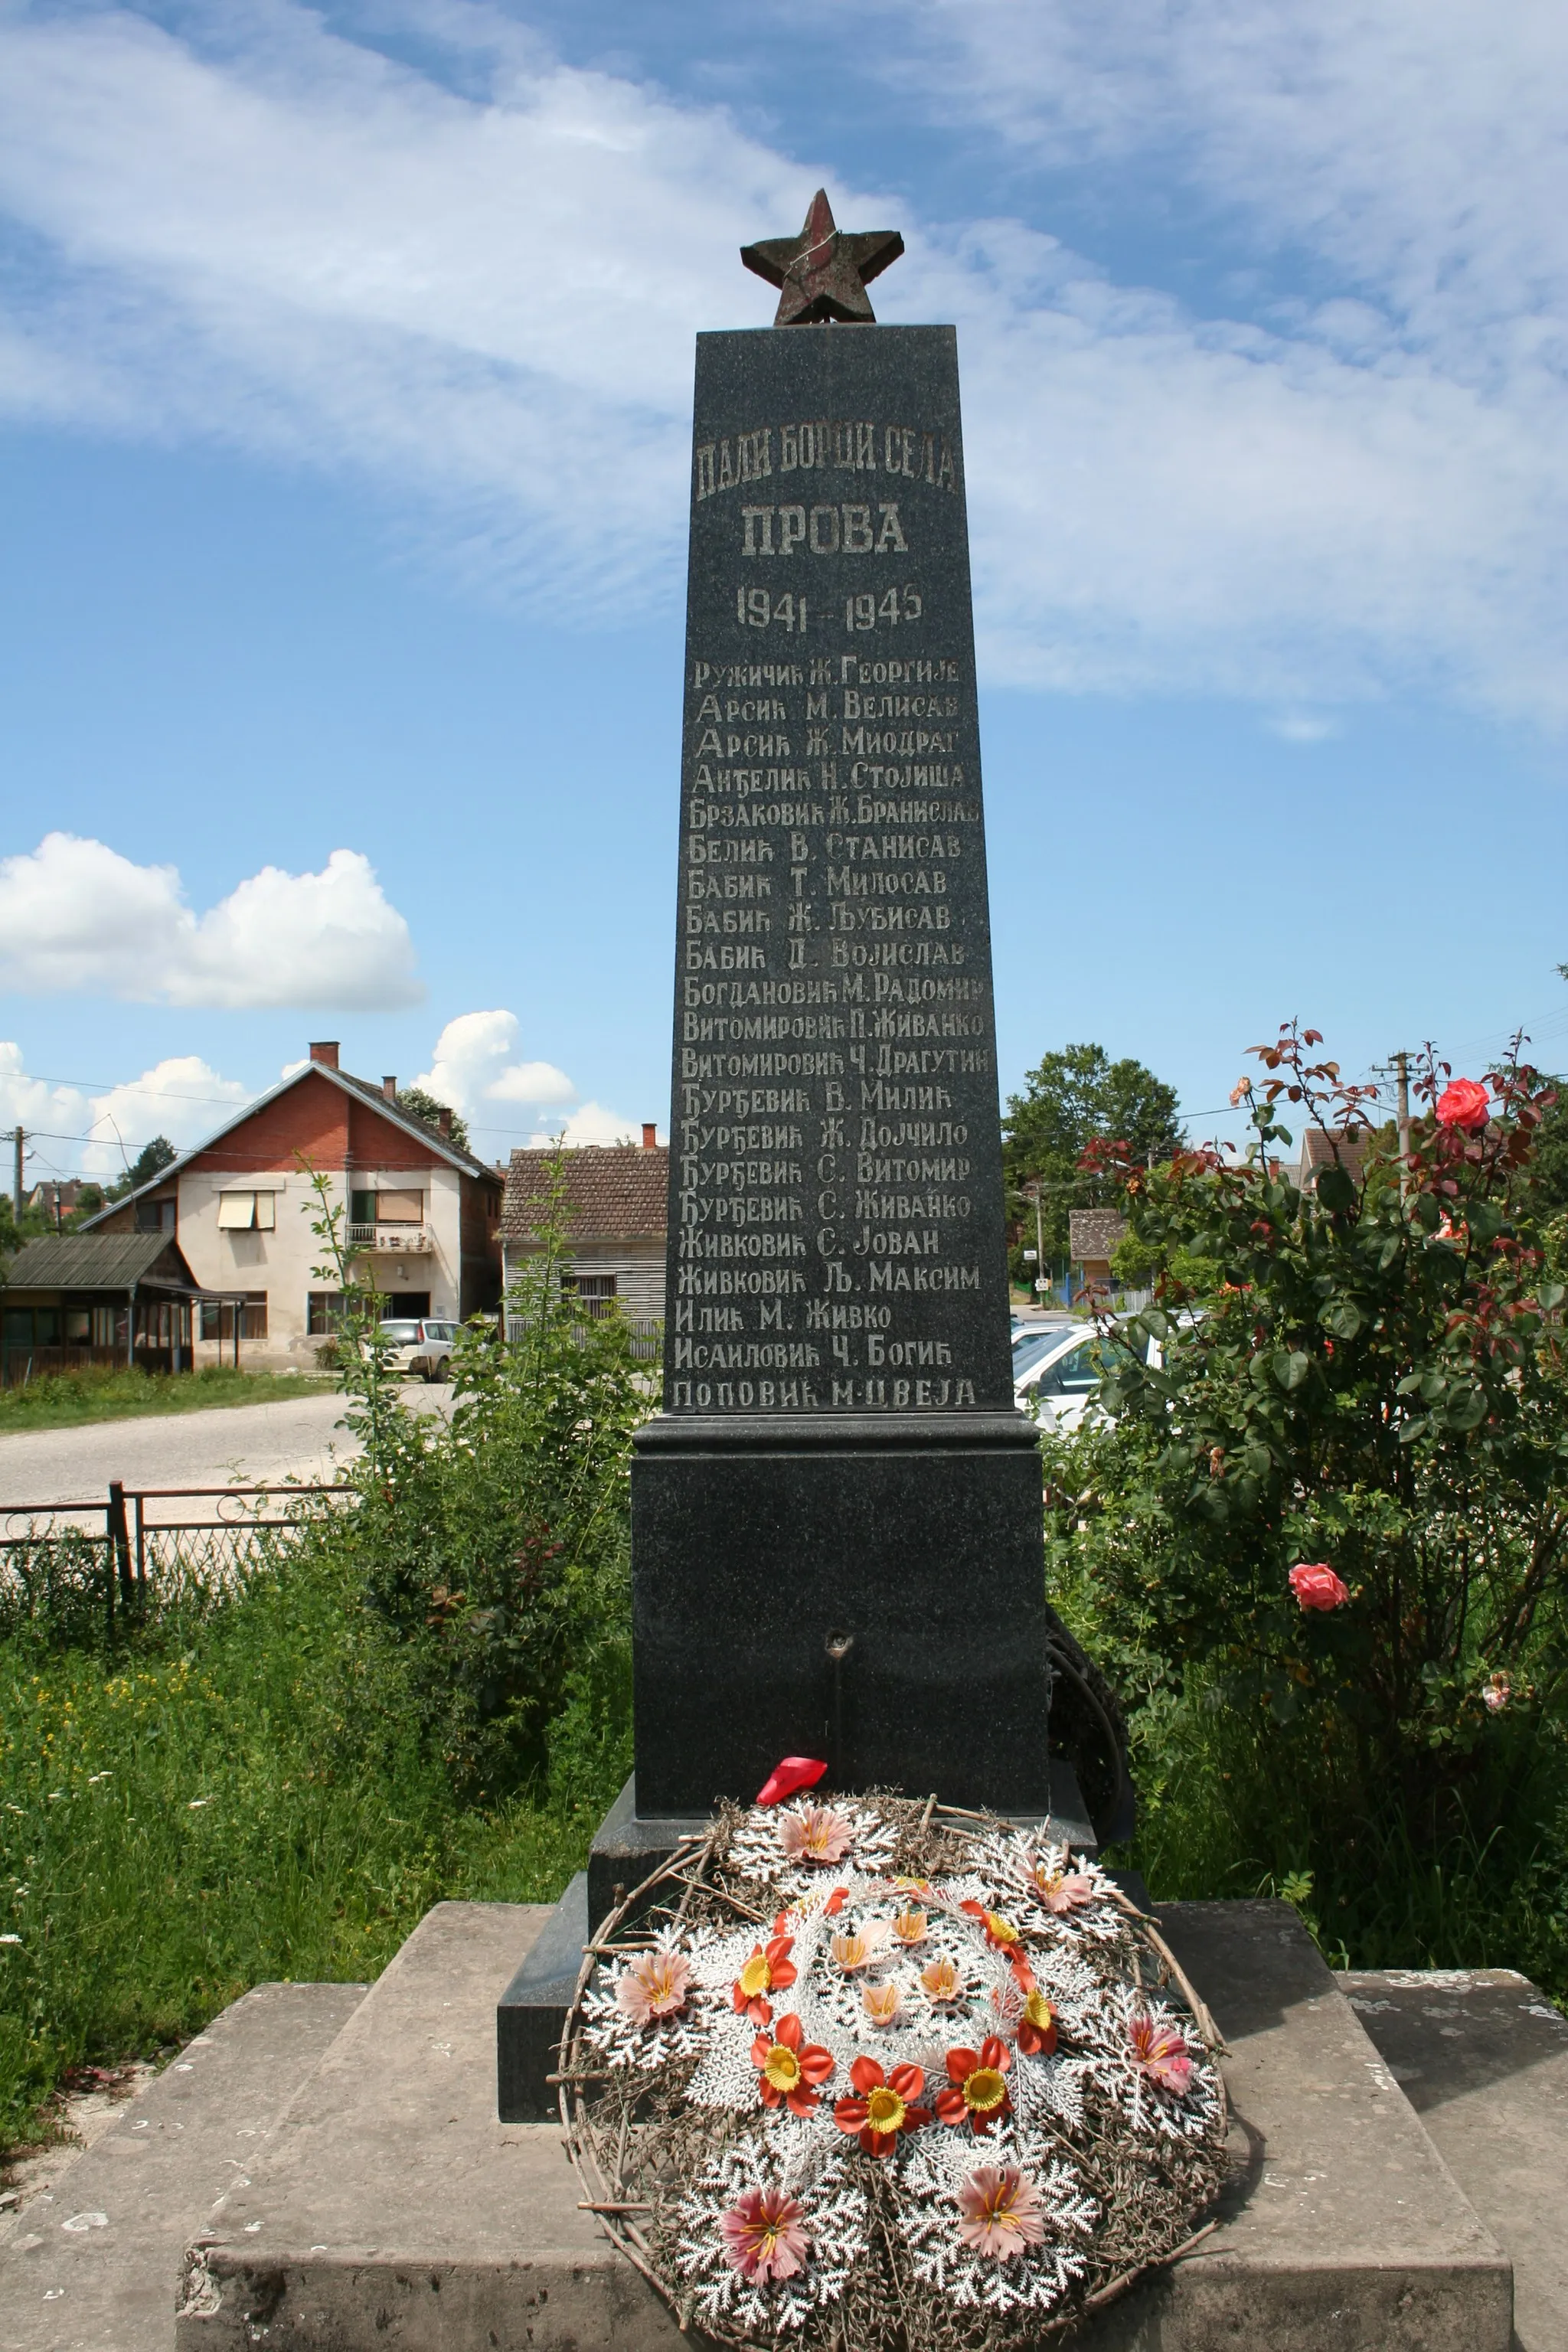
[1436,1078,1489,1133]
[1289,1562,1349,1612]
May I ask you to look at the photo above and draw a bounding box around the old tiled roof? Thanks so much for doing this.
[502,1146,668,1244]
[1068,1209,1128,1262]
[2,1233,198,1290]
[1297,1126,1371,1189]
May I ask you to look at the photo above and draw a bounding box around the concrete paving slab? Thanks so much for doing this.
[0,1979,366,2351]
[178,1900,678,2350]
[1342,1965,1568,2352]
[180,1895,1512,2351]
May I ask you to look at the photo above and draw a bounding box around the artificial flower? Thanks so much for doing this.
[1289,1562,1350,1612]
[1128,2013,1192,2096]
[1436,1078,1490,1133]
[891,1906,929,1945]
[750,2013,835,2116]
[956,2165,1046,2262]
[731,1935,797,2025]
[1031,1861,1097,1914]
[960,1900,1025,1955]
[1017,1990,1057,2056]
[615,1949,693,2027]
[830,1929,873,1973]
[823,1886,850,1916]
[1481,1671,1512,1713]
[719,2186,810,2284]
[934,2037,1013,2134]
[920,1956,962,2004]
[862,1981,903,2028]
[756,1757,828,1807]
[779,1805,852,1867]
[834,2055,930,2156]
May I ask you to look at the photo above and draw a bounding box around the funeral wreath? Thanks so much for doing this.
[558,1789,1227,2351]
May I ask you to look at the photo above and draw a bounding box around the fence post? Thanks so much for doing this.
[107,1482,134,1616]
[133,1491,146,1599]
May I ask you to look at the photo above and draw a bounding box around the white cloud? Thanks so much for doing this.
[531,1102,653,1148]
[0,835,420,1008]
[411,1010,575,1119]
[0,5,1563,717]
[1268,713,1339,744]
[0,1041,250,1182]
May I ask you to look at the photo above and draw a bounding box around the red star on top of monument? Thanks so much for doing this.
[740,190,904,326]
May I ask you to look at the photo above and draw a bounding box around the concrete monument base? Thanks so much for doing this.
[167,1897,1526,2352]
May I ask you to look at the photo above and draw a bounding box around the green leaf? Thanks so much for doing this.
[1395,1371,1425,1395]
[1443,1387,1488,1432]
[1414,1191,1441,1233]
[1318,1298,1363,1341]
[1315,1164,1356,1213]
[1272,1349,1311,1392]
[1540,1282,1566,1313]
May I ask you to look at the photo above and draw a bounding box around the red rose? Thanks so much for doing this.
[1289,1562,1349,1612]
[1436,1079,1489,1133]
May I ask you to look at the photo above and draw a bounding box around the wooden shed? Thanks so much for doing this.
[501,1139,668,1332]
[0,1233,234,1387]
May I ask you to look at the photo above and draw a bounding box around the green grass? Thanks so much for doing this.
[1107,1679,1568,2004]
[0,1364,332,1435]
[0,1544,599,2150]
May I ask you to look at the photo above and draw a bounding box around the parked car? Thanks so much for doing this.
[1014,1321,1153,1430]
[374,1317,459,1380]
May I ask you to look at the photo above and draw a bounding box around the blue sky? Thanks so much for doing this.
[1,0,1565,1188]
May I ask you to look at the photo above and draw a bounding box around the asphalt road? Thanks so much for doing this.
[0,1384,456,1509]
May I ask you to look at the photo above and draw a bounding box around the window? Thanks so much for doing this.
[350,1191,377,1227]
[375,1190,423,1224]
[136,1197,176,1233]
[201,1295,266,1340]
[2,1310,31,1348]
[308,1291,347,1336]
[34,1308,60,1345]
[92,1306,118,1348]
[562,1272,618,1320]
[216,1192,276,1230]
[64,1309,90,1343]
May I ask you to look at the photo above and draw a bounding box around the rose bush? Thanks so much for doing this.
[1046,1026,1568,1846]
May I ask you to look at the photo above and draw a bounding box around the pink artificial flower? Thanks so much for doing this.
[1289,1562,1350,1612]
[778,1805,851,1867]
[1031,1859,1097,1913]
[756,1757,828,1808]
[956,2165,1046,2261]
[1481,1671,1511,1713]
[1129,2013,1192,2096]
[615,1949,692,2027]
[719,2186,810,2284]
[1436,1078,1490,1133]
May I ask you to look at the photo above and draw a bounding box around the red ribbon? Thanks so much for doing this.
[756,1756,828,1807]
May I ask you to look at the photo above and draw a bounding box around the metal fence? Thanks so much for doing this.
[0,1481,354,1638]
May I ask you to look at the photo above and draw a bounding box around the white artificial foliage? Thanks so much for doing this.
[900,2125,1097,2315]
[675,2133,870,2334]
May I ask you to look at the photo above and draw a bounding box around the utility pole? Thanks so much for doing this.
[1394,1051,1411,1203]
[11,1127,21,1221]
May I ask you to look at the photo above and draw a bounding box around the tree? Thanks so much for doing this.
[1054,1024,1568,1844]
[1003,1044,1183,1263]
[397,1086,470,1154]
[107,1137,177,1201]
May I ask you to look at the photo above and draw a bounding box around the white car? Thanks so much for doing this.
[1013,1323,1125,1430]
[374,1317,459,1380]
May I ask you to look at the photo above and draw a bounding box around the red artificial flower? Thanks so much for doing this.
[1129,2013,1192,2096]
[756,1757,828,1807]
[1436,1078,1490,1134]
[833,2055,931,2156]
[933,2037,1014,2135]
[731,1935,798,2026]
[1289,1561,1350,1612]
[751,2013,834,2116]
[823,1886,850,1916]
[959,1900,1031,1981]
[1017,1990,1057,2057]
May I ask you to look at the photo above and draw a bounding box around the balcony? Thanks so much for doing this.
[347,1223,434,1254]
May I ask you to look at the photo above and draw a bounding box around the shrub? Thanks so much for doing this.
[1056,1026,1568,1847]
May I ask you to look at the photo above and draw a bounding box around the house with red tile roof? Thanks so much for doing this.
[501,1129,667,1328]
[81,1042,503,1368]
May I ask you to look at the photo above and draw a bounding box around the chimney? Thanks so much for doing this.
[437,1106,452,1138]
[382,1075,397,1102]
[309,1041,340,1069]
[642,1123,658,1149]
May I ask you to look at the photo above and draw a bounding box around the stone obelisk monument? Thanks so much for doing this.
[631,194,1053,1816]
